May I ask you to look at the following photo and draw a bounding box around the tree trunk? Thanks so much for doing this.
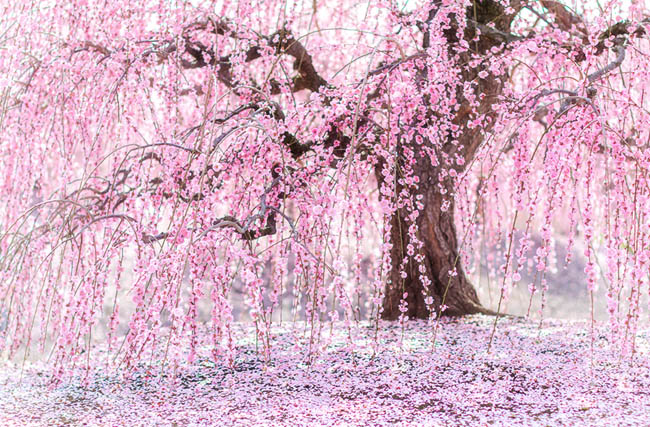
[378,1,520,319]
[377,158,485,320]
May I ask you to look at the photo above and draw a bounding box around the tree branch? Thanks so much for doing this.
[588,43,626,83]
[595,18,650,54]
[539,1,586,35]
[179,22,328,94]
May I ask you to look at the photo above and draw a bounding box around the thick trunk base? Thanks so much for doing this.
[378,168,485,320]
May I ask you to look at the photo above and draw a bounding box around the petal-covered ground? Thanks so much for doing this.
[1,316,648,426]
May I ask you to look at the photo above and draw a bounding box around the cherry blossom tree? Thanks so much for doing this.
[1,0,650,373]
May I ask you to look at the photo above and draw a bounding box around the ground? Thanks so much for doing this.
[0,316,648,426]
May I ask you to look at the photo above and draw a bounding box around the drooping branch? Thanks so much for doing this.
[595,18,650,54]
[198,175,285,241]
[588,44,626,83]
[179,21,329,95]
[142,174,288,245]
[270,29,329,93]
[538,1,587,35]
[535,1,649,58]
[468,20,523,44]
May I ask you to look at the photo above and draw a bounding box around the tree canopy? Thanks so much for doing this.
[1,0,650,378]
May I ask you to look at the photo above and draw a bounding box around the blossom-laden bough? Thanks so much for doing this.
[1,0,650,380]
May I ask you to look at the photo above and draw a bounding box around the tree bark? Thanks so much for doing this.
[379,0,521,319]
[377,158,485,320]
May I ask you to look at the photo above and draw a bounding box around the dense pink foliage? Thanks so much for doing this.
[1,0,650,382]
